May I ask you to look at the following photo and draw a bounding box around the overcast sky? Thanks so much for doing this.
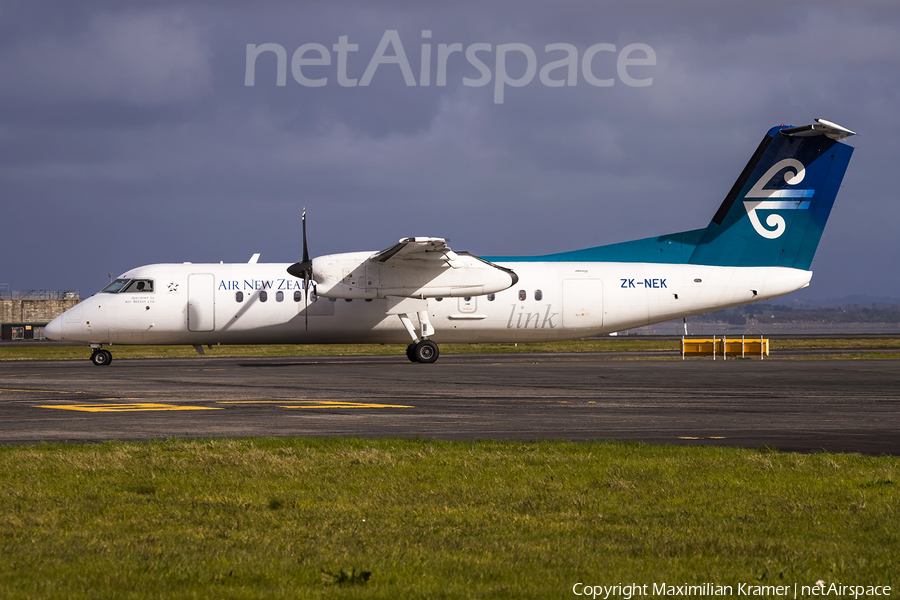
[2,0,897,301]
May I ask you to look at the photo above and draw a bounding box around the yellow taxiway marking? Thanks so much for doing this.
[216,400,413,409]
[35,403,222,412]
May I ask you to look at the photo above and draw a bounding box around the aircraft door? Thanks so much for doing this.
[562,279,603,329]
[188,273,216,332]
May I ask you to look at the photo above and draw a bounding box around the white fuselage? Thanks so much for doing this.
[48,260,811,346]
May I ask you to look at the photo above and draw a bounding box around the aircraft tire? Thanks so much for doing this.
[413,340,439,364]
[406,343,418,362]
[91,349,113,366]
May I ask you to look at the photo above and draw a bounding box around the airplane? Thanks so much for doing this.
[44,119,855,365]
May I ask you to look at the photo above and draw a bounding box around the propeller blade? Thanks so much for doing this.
[287,208,313,278]
[302,207,309,264]
[283,208,313,330]
[304,275,310,331]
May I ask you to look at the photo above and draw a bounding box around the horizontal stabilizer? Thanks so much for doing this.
[780,118,856,141]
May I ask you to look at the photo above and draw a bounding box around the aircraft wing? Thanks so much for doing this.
[308,237,516,300]
[371,237,464,268]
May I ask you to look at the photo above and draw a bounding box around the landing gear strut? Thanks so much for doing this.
[90,348,113,366]
[389,297,441,364]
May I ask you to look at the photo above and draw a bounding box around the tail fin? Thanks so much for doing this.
[688,119,855,270]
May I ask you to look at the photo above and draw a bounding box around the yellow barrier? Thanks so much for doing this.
[681,336,769,360]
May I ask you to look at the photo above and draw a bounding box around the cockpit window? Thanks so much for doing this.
[102,278,153,293]
[121,279,154,293]
[101,279,131,293]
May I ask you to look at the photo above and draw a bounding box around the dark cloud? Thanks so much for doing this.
[1,0,897,300]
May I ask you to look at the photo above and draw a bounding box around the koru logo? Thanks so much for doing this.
[167,282,179,293]
[743,158,813,239]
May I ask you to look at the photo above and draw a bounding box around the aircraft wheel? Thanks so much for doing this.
[406,343,418,362]
[413,340,439,364]
[91,349,113,366]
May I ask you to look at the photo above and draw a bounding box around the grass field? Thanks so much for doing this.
[0,438,897,599]
[3,337,900,361]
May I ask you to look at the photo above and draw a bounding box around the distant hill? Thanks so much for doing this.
[789,295,900,308]
[691,302,900,325]
[619,299,900,336]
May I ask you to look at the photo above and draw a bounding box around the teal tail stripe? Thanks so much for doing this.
[488,122,854,270]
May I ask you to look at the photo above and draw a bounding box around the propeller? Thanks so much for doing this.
[287,208,314,329]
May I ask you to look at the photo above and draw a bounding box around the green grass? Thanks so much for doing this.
[4,337,900,361]
[1,438,897,599]
[770,338,900,350]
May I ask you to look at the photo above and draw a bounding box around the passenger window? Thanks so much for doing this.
[518,290,527,301]
[293,291,302,302]
[487,294,495,301]
[236,291,243,302]
[535,290,543,301]
[435,298,443,302]
[260,291,268,302]
[276,291,284,302]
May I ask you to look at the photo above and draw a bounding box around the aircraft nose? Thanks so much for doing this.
[44,315,63,341]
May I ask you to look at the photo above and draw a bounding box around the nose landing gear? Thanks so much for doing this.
[90,348,113,366]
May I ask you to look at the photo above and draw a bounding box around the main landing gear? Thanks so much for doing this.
[390,299,440,363]
[406,340,439,364]
[90,347,113,366]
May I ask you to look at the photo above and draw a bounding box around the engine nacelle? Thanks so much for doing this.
[310,250,516,299]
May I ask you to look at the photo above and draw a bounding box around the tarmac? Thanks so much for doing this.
[1,352,898,453]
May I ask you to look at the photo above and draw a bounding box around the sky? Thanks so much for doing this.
[2,0,898,301]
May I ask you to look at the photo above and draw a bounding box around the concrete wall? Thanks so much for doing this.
[0,299,81,324]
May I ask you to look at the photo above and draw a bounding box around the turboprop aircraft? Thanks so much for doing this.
[44,119,855,365]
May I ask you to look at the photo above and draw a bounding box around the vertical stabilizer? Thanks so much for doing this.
[688,119,854,270]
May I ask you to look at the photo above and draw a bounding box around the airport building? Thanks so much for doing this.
[0,288,81,341]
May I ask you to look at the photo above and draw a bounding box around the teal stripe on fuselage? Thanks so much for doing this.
[488,124,853,269]
[485,228,706,264]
